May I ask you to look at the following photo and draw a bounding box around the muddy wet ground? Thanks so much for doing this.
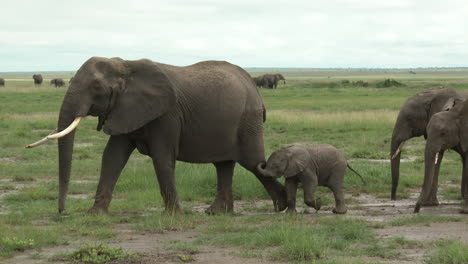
[1,180,467,264]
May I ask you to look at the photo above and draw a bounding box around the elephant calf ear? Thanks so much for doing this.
[103,60,176,135]
[284,147,310,178]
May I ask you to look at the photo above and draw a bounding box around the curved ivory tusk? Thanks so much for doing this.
[47,117,82,139]
[25,129,58,148]
[435,152,439,165]
[391,141,406,159]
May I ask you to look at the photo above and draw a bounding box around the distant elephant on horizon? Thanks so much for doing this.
[0,78,4,87]
[262,74,286,89]
[51,78,65,88]
[33,74,43,85]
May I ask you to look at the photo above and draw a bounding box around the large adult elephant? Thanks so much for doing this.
[262,74,286,89]
[415,97,468,213]
[0,78,4,86]
[50,78,65,88]
[27,57,287,214]
[33,74,43,85]
[390,87,464,204]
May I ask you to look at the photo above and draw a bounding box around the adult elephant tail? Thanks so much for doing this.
[262,104,266,122]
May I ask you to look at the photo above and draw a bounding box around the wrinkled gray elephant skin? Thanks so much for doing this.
[390,87,466,202]
[415,97,468,214]
[257,144,364,214]
[28,57,287,215]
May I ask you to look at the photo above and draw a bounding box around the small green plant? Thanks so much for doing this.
[66,243,134,264]
[1,237,35,251]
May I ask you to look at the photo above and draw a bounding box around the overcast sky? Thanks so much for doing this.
[1,0,467,71]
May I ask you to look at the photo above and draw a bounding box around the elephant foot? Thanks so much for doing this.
[163,207,184,215]
[273,196,288,212]
[205,198,233,215]
[87,206,108,215]
[421,198,439,207]
[305,198,321,211]
[460,204,468,214]
[332,207,347,214]
[414,203,422,213]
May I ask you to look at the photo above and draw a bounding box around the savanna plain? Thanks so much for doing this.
[1,69,468,263]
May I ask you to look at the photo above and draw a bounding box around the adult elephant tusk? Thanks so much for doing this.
[391,141,405,159]
[434,152,439,165]
[47,117,82,139]
[25,129,58,148]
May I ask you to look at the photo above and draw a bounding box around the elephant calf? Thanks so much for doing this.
[257,145,365,214]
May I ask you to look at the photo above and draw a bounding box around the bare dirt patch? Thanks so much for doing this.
[2,190,467,264]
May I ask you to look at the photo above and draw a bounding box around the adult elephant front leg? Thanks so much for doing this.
[206,161,235,214]
[89,135,135,214]
[424,150,445,206]
[152,156,181,214]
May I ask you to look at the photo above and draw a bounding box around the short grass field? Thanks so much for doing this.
[1,70,468,263]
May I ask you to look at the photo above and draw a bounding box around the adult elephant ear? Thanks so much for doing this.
[103,59,176,135]
[284,147,310,178]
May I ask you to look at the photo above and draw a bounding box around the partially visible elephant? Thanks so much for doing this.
[0,78,4,87]
[252,76,264,88]
[262,73,286,89]
[33,74,43,85]
[390,87,465,203]
[27,57,287,214]
[257,145,365,214]
[50,78,65,88]
[415,97,468,214]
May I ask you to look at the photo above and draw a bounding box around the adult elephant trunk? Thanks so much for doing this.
[56,94,88,213]
[57,104,78,213]
[414,148,438,213]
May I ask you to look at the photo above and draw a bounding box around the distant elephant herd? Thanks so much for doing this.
[0,74,69,88]
[19,57,467,216]
[252,73,286,89]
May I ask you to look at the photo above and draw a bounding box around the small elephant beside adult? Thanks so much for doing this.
[390,87,467,203]
[50,78,65,88]
[27,57,287,214]
[0,78,4,87]
[415,97,468,213]
[33,74,43,85]
[257,144,365,214]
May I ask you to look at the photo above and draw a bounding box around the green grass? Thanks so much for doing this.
[389,215,463,226]
[1,70,468,262]
[426,240,468,264]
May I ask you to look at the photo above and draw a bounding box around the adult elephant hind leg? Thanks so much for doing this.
[205,161,235,215]
[239,158,287,212]
[89,135,135,214]
[460,155,468,214]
